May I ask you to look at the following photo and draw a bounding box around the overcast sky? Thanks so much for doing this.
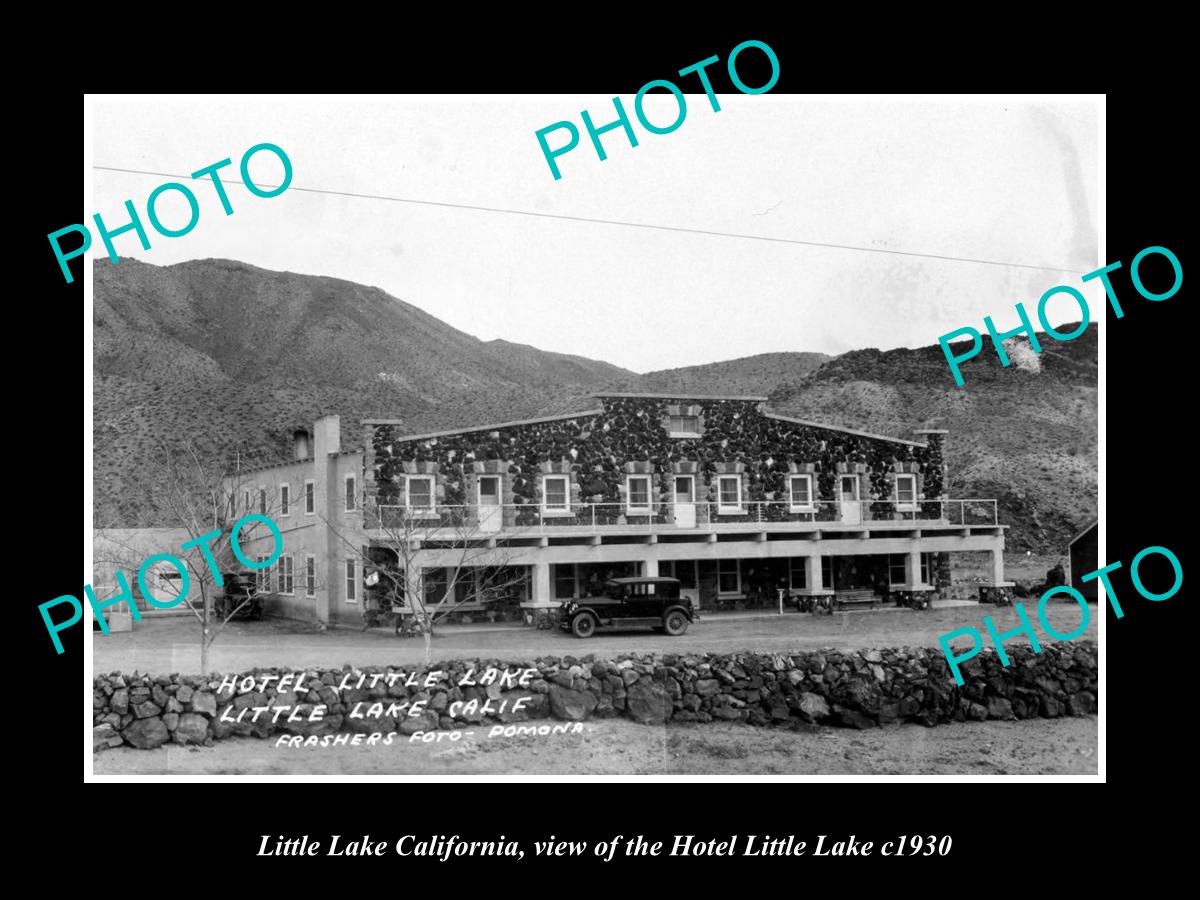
[89,96,1099,373]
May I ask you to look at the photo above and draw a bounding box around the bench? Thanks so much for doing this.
[834,589,880,611]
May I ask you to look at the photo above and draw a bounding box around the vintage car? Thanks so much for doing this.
[559,576,696,638]
[215,571,264,620]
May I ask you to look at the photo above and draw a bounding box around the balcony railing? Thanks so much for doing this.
[366,499,999,536]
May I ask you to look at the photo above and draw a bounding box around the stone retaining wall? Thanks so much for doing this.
[92,642,1097,751]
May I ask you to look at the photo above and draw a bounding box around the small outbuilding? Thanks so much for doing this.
[1067,518,1099,602]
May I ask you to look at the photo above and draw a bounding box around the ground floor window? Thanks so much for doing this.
[424,568,447,607]
[305,556,316,597]
[888,554,907,586]
[921,552,934,585]
[789,557,807,590]
[718,558,740,594]
[345,559,358,603]
[554,564,576,599]
[661,560,697,590]
[822,556,833,588]
[280,555,294,595]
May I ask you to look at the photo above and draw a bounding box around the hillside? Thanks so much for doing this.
[768,326,1098,552]
[93,259,1097,552]
[92,258,633,525]
[616,352,830,396]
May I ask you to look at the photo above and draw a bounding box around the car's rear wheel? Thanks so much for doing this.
[571,613,597,638]
[663,609,689,636]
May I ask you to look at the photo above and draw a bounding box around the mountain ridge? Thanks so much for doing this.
[93,258,1097,552]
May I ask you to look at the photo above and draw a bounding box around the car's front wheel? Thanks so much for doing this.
[571,613,597,638]
[662,609,689,636]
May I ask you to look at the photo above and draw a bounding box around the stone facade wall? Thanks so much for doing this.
[93,642,1096,751]
[365,396,947,523]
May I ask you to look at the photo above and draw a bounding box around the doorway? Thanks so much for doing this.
[478,476,502,533]
[840,475,861,525]
[673,475,696,528]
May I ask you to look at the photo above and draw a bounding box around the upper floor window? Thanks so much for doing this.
[789,474,814,511]
[668,414,701,437]
[345,474,357,511]
[626,475,652,513]
[406,476,435,512]
[895,474,917,508]
[279,484,290,516]
[242,490,251,514]
[717,475,743,512]
[542,475,570,513]
[304,480,315,515]
[258,488,267,516]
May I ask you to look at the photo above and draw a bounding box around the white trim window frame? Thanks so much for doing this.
[625,474,653,515]
[667,414,701,438]
[345,474,357,512]
[405,475,437,517]
[717,474,744,514]
[305,555,316,598]
[895,473,918,510]
[279,483,290,517]
[304,480,315,515]
[345,558,358,603]
[888,554,907,587]
[541,474,572,517]
[280,554,295,595]
[788,474,815,512]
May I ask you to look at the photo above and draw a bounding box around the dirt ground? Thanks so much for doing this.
[92,715,1097,776]
[93,597,1096,674]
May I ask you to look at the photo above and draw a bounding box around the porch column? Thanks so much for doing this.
[532,561,552,605]
[991,545,1006,584]
[907,548,923,587]
[642,558,659,577]
[805,554,824,592]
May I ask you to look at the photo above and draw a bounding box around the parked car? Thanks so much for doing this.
[559,576,696,638]
[216,571,264,620]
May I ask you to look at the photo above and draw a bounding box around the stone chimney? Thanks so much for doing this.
[312,415,341,459]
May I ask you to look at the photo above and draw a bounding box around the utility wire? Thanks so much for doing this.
[94,165,1082,273]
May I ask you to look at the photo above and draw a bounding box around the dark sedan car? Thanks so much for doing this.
[559,576,696,638]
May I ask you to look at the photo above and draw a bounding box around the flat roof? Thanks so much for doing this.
[594,392,770,402]
[763,412,928,448]
[365,405,925,448]
[365,408,605,442]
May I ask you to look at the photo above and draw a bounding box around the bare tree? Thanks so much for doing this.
[93,439,284,674]
[322,496,532,661]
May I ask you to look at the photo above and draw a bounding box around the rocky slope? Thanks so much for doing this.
[93,258,1096,551]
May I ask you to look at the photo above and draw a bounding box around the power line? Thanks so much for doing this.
[93,165,1081,273]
